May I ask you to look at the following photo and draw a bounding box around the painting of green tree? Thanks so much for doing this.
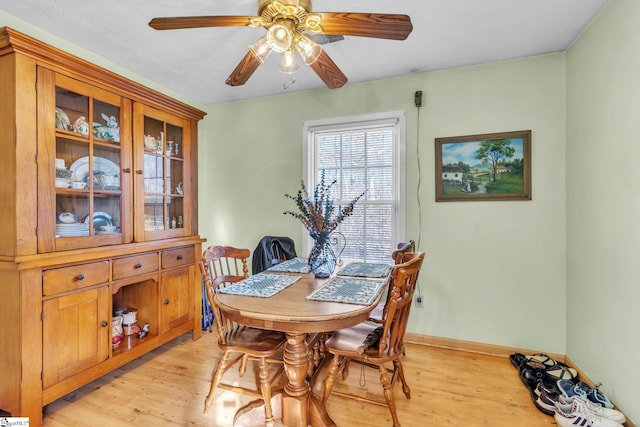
[439,133,528,198]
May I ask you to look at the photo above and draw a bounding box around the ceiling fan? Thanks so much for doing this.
[149,0,412,89]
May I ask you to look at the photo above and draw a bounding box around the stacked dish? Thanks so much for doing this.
[56,223,89,237]
[55,178,71,188]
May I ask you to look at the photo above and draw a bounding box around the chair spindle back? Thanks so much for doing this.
[377,252,424,358]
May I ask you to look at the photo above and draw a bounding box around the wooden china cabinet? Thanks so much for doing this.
[0,27,206,426]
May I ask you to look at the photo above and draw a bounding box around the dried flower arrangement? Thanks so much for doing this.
[284,171,364,239]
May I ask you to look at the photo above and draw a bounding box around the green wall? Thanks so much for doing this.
[566,0,640,420]
[202,53,568,353]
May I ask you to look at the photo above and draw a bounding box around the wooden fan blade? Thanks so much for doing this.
[308,50,348,89]
[149,16,255,30]
[226,51,262,87]
[317,13,413,40]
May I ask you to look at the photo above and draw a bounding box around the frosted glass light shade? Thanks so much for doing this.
[267,22,293,53]
[295,34,322,65]
[249,35,272,63]
[280,50,299,74]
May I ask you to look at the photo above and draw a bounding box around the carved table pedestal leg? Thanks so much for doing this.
[282,332,336,427]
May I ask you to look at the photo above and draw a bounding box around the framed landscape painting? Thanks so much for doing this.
[435,130,531,202]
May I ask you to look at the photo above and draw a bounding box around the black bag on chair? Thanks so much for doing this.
[252,236,297,274]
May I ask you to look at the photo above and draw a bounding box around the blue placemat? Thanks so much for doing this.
[337,262,392,278]
[306,277,387,305]
[267,258,311,274]
[218,273,301,298]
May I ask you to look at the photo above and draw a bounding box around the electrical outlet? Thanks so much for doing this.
[415,295,423,308]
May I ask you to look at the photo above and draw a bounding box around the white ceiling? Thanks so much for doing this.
[0,0,610,105]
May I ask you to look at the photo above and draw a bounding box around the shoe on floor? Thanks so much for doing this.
[559,380,615,409]
[558,395,626,424]
[526,353,557,367]
[545,363,579,382]
[558,379,581,398]
[534,380,559,398]
[575,382,615,409]
[534,388,558,416]
[509,352,526,369]
[554,399,623,427]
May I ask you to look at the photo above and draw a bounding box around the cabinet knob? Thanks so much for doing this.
[135,263,142,269]
[136,170,143,175]
[101,321,108,328]
[177,255,183,260]
[123,167,131,173]
[164,299,170,305]
[76,274,85,281]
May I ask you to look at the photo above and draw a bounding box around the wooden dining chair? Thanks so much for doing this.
[199,245,286,426]
[368,240,417,323]
[321,252,425,427]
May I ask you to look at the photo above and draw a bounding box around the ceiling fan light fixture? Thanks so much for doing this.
[279,50,299,74]
[267,21,294,53]
[295,34,322,65]
[150,0,412,90]
[249,35,272,63]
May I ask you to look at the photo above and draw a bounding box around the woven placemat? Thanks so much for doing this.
[337,262,392,278]
[306,277,387,305]
[218,273,301,298]
[267,258,310,274]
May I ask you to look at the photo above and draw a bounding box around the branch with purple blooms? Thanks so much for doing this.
[284,171,364,240]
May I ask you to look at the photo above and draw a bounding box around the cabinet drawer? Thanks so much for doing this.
[113,253,159,280]
[161,246,195,269]
[43,261,110,295]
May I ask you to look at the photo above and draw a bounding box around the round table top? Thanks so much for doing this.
[215,272,385,334]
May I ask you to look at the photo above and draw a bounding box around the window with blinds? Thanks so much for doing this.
[303,111,406,262]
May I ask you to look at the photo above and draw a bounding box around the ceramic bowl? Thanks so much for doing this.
[58,212,76,223]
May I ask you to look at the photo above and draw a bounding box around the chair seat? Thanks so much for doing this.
[325,322,386,357]
[223,326,285,356]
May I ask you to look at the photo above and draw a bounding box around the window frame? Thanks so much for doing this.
[302,110,406,260]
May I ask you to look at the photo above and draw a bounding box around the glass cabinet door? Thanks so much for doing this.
[134,104,190,241]
[38,70,131,252]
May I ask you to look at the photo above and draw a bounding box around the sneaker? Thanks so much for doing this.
[554,399,623,427]
[535,388,558,416]
[570,381,615,409]
[534,380,559,398]
[558,379,580,398]
[558,379,614,407]
[558,395,626,424]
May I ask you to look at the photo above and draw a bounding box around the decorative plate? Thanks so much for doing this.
[69,156,121,190]
[83,211,113,231]
[55,107,72,131]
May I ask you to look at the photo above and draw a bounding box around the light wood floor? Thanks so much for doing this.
[42,331,556,427]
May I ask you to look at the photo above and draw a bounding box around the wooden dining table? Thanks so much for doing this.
[214,269,387,427]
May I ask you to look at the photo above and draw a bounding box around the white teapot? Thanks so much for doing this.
[144,134,158,150]
[73,116,89,135]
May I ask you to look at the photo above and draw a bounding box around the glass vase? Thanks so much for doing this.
[308,233,337,278]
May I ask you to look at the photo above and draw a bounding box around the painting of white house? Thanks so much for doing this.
[435,130,531,201]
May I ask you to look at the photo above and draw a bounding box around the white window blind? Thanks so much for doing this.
[303,111,406,262]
